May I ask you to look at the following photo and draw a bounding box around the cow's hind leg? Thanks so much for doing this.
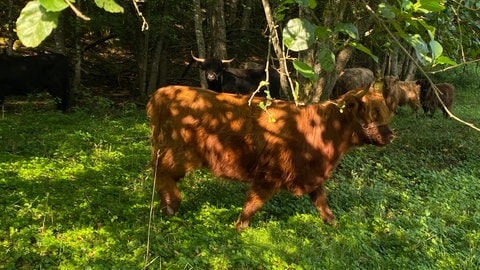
[309,184,336,226]
[235,184,277,232]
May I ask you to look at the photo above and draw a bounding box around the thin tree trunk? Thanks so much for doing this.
[147,38,163,94]
[262,0,288,98]
[72,0,83,110]
[193,0,207,88]
[54,13,66,54]
[227,0,238,27]
[6,0,14,55]
[390,46,399,76]
[241,0,252,31]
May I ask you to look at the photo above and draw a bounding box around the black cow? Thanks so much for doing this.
[191,53,282,99]
[0,53,71,112]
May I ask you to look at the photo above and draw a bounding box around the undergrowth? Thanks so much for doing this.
[0,67,479,269]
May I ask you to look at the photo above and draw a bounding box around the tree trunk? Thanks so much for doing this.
[212,0,228,58]
[227,0,238,27]
[262,0,289,99]
[146,37,163,95]
[404,48,418,81]
[53,13,66,54]
[72,0,83,109]
[390,45,399,76]
[193,0,207,88]
[6,0,15,55]
[241,0,253,31]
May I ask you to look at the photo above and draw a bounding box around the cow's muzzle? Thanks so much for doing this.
[362,123,395,146]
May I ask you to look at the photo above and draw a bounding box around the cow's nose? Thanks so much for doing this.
[206,73,216,80]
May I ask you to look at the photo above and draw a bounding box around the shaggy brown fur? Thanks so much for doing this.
[146,86,394,231]
[382,75,420,114]
[416,79,455,117]
[331,68,375,99]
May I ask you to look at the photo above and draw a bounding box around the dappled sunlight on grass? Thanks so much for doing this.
[1,65,480,268]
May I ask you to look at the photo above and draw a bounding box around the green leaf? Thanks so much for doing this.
[405,34,430,64]
[335,23,359,39]
[282,18,316,51]
[349,41,379,63]
[318,46,335,72]
[293,60,319,82]
[429,39,443,61]
[95,0,124,13]
[417,18,436,40]
[39,0,69,12]
[434,55,457,66]
[16,1,59,48]
[315,26,333,40]
[378,3,396,19]
[413,0,446,13]
[294,0,317,9]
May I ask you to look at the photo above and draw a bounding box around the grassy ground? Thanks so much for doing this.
[1,68,479,269]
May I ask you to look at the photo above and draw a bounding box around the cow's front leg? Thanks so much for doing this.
[156,176,182,216]
[309,184,336,226]
[235,184,277,232]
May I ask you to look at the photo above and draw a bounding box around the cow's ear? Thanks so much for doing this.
[344,95,363,115]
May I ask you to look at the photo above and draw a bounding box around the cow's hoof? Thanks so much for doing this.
[234,220,249,232]
[161,205,176,216]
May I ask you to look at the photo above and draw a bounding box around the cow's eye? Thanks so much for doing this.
[372,108,380,121]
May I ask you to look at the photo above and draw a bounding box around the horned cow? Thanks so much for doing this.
[192,54,282,99]
[146,85,394,231]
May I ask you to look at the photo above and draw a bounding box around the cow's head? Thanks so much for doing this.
[382,75,399,95]
[191,52,234,83]
[416,79,431,99]
[340,90,394,146]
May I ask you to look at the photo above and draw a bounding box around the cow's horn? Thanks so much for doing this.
[221,58,234,64]
[191,51,205,63]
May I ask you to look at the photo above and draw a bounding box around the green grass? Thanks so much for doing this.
[1,68,480,269]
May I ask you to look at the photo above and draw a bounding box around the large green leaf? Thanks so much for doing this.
[16,1,59,48]
[283,18,316,52]
[405,34,430,64]
[39,0,69,12]
[429,39,443,61]
[95,0,124,13]
[292,60,319,82]
[318,46,335,72]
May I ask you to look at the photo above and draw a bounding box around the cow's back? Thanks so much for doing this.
[147,86,261,180]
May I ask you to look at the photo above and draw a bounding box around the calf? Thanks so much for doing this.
[147,86,394,231]
[416,79,455,117]
[382,75,420,114]
[0,53,70,112]
[192,53,281,99]
[331,67,375,99]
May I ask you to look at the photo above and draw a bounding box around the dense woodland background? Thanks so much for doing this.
[1,0,479,106]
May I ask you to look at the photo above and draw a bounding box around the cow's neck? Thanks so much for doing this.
[311,103,360,158]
